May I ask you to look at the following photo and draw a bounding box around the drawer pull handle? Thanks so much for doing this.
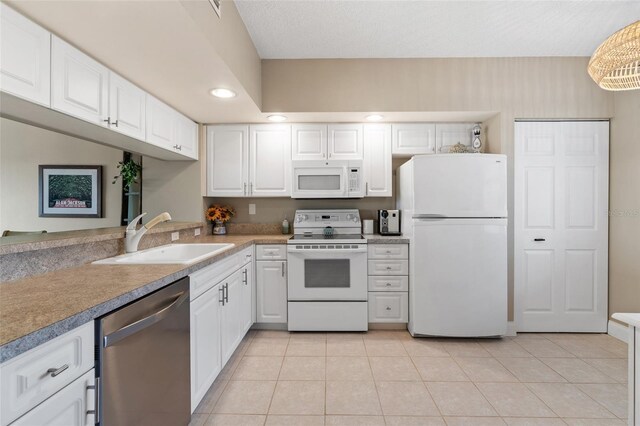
[386,306,391,311]
[47,364,69,377]
[386,250,391,254]
[386,266,392,270]
[386,283,391,286]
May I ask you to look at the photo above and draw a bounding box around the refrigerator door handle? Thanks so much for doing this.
[413,214,447,220]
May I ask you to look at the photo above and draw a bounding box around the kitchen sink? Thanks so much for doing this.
[93,243,235,265]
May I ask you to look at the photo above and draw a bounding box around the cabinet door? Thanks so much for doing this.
[250,124,291,196]
[256,261,288,323]
[328,124,363,160]
[392,123,436,155]
[190,285,222,413]
[364,124,392,197]
[0,3,51,106]
[207,125,249,197]
[145,95,177,150]
[220,270,244,365]
[240,262,254,334]
[51,36,109,125]
[368,292,408,323]
[435,123,474,153]
[12,369,95,426]
[108,72,146,140]
[292,124,327,160]
[176,114,199,160]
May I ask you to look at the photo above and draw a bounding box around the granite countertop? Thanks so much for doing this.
[364,234,410,244]
[612,313,640,328]
[0,234,290,363]
[0,221,203,255]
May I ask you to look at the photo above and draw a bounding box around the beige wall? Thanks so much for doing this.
[0,118,123,232]
[609,91,640,317]
[262,57,619,322]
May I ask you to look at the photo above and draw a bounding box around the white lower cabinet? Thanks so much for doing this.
[11,369,95,426]
[189,248,254,412]
[256,260,288,323]
[0,322,94,426]
[190,283,222,413]
[367,243,409,324]
[368,292,408,323]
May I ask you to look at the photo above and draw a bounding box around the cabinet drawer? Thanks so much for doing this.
[368,244,408,259]
[0,322,94,426]
[368,292,408,323]
[368,276,408,292]
[190,246,253,300]
[256,245,286,261]
[12,369,95,426]
[368,259,408,276]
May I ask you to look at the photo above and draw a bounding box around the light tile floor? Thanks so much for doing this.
[191,330,628,426]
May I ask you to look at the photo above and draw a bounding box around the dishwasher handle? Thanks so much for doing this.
[103,291,189,347]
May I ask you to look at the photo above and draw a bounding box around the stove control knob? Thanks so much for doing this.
[296,214,308,223]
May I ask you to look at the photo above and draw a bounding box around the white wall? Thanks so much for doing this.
[0,118,123,232]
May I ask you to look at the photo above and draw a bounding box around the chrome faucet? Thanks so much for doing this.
[125,212,172,253]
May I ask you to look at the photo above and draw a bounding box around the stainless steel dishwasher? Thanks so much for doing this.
[97,277,190,426]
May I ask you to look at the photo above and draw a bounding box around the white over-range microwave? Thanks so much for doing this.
[291,160,364,198]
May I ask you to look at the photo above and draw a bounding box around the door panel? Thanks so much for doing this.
[256,261,288,323]
[435,123,474,153]
[292,124,326,160]
[515,121,609,332]
[364,124,392,197]
[250,124,291,196]
[207,125,249,197]
[109,72,146,140]
[51,36,108,124]
[392,123,436,155]
[328,124,363,160]
[0,3,51,106]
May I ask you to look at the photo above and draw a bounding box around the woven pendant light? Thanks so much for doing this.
[588,20,640,91]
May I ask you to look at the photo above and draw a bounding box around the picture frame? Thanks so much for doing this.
[38,165,103,218]
[208,0,221,18]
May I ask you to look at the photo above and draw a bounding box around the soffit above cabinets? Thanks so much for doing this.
[235,0,640,59]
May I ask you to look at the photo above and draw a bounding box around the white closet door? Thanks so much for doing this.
[515,121,609,332]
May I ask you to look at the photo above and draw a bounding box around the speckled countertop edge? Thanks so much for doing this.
[0,235,290,363]
[363,234,410,244]
[0,222,204,255]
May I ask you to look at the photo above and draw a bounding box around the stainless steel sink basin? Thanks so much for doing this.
[93,243,235,265]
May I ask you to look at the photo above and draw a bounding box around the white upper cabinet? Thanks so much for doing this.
[207,125,249,197]
[0,4,51,106]
[392,123,436,155]
[292,124,327,160]
[51,36,109,125]
[250,124,292,197]
[328,124,363,160]
[435,123,475,153]
[176,113,199,160]
[108,72,146,140]
[364,124,392,197]
[145,95,178,150]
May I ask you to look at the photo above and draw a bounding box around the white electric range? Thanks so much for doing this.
[287,209,368,331]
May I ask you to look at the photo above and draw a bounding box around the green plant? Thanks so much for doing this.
[112,158,142,190]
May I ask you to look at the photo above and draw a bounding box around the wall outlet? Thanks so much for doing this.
[249,204,256,215]
[171,232,180,241]
[194,228,201,236]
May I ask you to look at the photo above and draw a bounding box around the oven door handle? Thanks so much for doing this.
[287,247,368,254]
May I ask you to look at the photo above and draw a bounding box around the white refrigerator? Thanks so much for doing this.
[398,154,508,337]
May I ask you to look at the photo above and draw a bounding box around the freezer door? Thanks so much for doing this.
[413,154,507,217]
[409,218,507,337]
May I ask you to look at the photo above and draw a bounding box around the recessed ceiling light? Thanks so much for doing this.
[366,114,384,121]
[210,88,236,98]
[267,114,287,122]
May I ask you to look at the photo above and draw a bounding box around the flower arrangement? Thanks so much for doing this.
[206,205,235,223]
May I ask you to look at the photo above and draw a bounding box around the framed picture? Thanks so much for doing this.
[39,165,102,218]
[208,0,221,18]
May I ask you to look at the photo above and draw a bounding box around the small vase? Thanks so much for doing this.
[212,220,227,235]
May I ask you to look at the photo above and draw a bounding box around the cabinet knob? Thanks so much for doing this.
[385,283,391,286]
[386,266,392,270]
[386,306,392,311]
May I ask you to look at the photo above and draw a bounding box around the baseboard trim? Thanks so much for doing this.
[607,319,628,343]
[506,321,517,337]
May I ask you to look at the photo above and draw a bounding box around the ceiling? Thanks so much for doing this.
[235,0,640,59]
